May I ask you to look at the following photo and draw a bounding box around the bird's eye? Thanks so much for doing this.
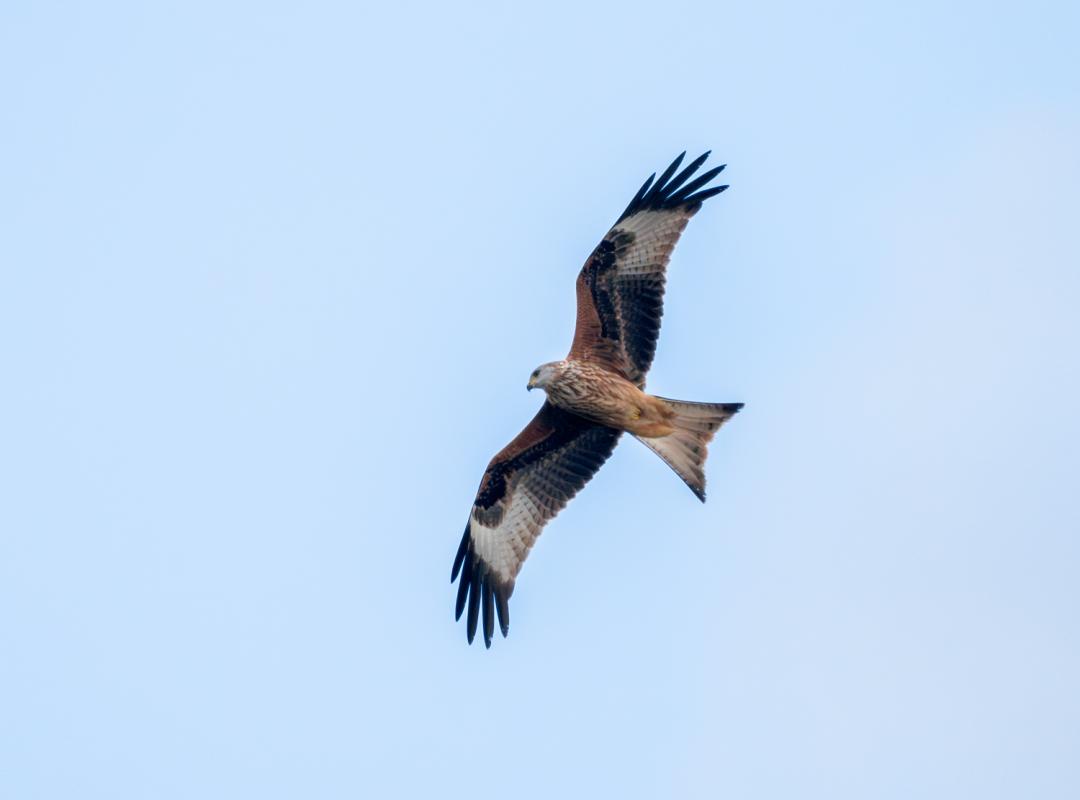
[532,370,539,378]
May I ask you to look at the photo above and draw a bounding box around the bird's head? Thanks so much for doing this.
[527,362,562,392]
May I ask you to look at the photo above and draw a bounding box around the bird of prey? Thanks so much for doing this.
[451,151,743,647]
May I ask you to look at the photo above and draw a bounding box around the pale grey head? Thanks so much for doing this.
[526,361,564,391]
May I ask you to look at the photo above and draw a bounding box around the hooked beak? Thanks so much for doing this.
[526,380,535,391]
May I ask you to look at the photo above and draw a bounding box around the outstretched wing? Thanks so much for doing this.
[451,402,622,647]
[569,151,727,387]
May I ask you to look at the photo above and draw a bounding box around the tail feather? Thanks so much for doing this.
[634,398,743,502]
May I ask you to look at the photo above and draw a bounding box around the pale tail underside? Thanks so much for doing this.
[633,398,743,502]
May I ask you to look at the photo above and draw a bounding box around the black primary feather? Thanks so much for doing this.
[639,151,685,205]
[454,540,472,620]
[618,172,656,222]
[668,165,726,205]
[451,524,469,582]
[466,569,482,644]
[495,588,510,637]
[617,151,726,223]
[662,151,711,197]
[482,577,495,649]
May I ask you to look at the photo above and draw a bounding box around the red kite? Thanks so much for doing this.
[452,152,743,647]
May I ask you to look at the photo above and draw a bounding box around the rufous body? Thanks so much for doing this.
[529,359,676,438]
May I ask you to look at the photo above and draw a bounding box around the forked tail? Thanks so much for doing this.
[633,398,743,502]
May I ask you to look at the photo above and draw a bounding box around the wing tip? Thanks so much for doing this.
[617,151,727,223]
[451,524,514,648]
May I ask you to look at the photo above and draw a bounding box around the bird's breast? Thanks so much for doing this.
[546,362,671,435]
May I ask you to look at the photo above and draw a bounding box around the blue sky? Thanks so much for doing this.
[2,1,1078,797]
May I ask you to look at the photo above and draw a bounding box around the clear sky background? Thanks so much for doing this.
[2,2,1078,797]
